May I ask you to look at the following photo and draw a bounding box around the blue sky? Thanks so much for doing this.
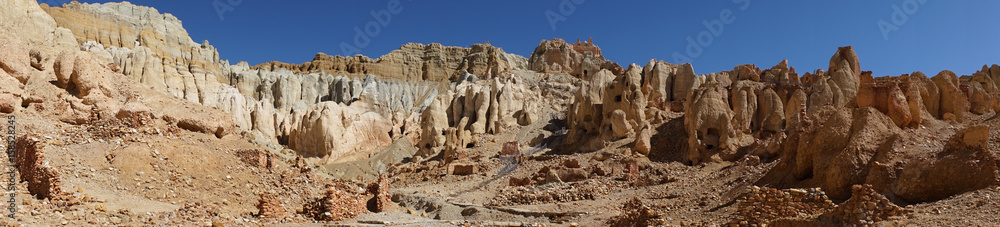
[65,0,999,76]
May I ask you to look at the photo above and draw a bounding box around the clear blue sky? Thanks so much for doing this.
[70,0,1000,76]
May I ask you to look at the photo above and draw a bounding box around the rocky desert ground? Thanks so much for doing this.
[0,1,998,226]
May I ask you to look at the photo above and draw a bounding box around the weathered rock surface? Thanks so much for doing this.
[418,76,540,156]
[8,4,1000,224]
[828,46,861,107]
[602,65,647,140]
[893,125,998,202]
[254,43,526,82]
[642,60,675,109]
[565,69,616,151]
[15,136,69,201]
[756,88,785,134]
[684,84,750,164]
[932,70,969,121]
[1,0,75,49]
[672,63,700,104]
[416,96,449,157]
[42,2,222,77]
[761,106,901,200]
[528,38,619,79]
[857,73,911,128]
[288,101,392,164]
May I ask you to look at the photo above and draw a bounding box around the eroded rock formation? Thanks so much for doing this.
[253,43,526,82]
[528,38,621,79]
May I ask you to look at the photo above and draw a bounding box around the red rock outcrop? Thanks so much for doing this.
[528,38,620,79]
[857,74,912,127]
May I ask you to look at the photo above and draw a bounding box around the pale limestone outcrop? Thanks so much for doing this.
[672,63,700,103]
[642,60,675,109]
[288,101,393,164]
[730,81,760,134]
[0,0,75,49]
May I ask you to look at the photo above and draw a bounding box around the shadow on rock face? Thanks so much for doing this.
[647,116,688,164]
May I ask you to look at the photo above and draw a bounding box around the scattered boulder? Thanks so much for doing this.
[533,165,589,184]
[53,50,75,88]
[448,163,477,176]
[0,70,23,113]
[562,159,582,169]
[633,125,653,156]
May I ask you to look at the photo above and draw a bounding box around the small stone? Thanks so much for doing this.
[461,207,478,216]
[447,163,477,175]
[94,204,107,212]
[562,159,581,168]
